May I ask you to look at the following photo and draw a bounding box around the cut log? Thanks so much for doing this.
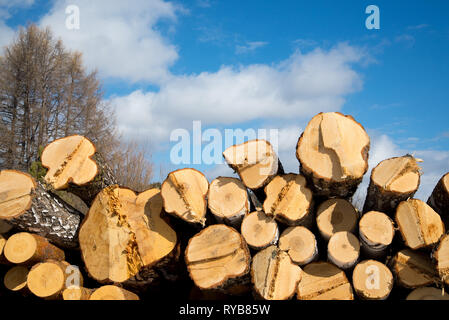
[0,234,6,262]
[406,287,449,300]
[433,233,449,285]
[41,135,117,205]
[79,186,178,285]
[161,168,209,226]
[262,173,314,227]
[251,245,302,300]
[296,262,354,300]
[352,260,393,300]
[240,211,279,250]
[392,249,439,288]
[278,226,318,266]
[0,170,82,248]
[327,231,360,270]
[3,266,29,294]
[27,260,82,299]
[428,172,449,219]
[62,287,93,300]
[208,177,249,227]
[359,211,395,259]
[363,155,421,215]
[395,199,444,250]
[90,285,139,300]
[296,112,370,198]
[0,220,12,234]
[223,140,283,201]
[185,224,251,293]
[316,198,358,241]
[3,232,64,265]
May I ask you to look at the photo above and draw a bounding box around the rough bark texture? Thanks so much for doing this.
[428,173,449,222]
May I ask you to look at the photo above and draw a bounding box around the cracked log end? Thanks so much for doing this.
[185,224,250,291]
[296,261,354,300]
[27,260,73,299]
[42,135,98,190]
[161,168,209,226]
[327,231,360,270]
[434,234,449,285]
[296,112,369,197]
[396,199,444,250]
[392,249,439,288]
[251,246,302,300]
[316,199,358,241]
[89,285,139,300]
[241,211,279,250]
[406,287,449,300]
[223,140,280,190]
[4,232,65,265]
[4,266,29,292]
[352,260,393,300]
[80,186,177,283]
[279,226,318,266]
[263,173,313,226]
[0,170,35,220]
[208,177,248,226]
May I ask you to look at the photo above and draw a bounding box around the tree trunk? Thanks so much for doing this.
[358,211,395,259]
[327,231,360,270]
[352,260,393,300]
[278,226,318,266]
[296,112,370,198]
[223,139,283,202]
[251,245,302,300]
[0,170,82,249]
[428,172,449,223]
[41,135,117,206]
[262,173,314,227]
[296,262,354,300]
[161,168,209,226]
[240,211,279,250]
[89,285,139,300]
[395,199,445,250]
[185,224,251,294]
[316,198,359,241]
[363,155,421,215]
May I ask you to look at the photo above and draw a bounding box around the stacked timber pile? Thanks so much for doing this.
[0,113,448,301]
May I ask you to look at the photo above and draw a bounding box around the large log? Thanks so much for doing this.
[428,172,449,220]
[316,198,358,241]
[240,211,279,250]
[223,139,283,202]
[79,186,178,286]
[363,155,421,215]
[352,260,393,300]
[0,170,82,248]
[296,112,370,198]
[358,211,395,259]
[262,173,314,227]
[278,226,318,266]
[41,135,117,206]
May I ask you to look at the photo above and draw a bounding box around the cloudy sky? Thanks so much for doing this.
[1,0,448,207]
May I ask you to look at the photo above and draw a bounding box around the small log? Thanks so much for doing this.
[41,135,117,205]
[396,199,445,250]
[0,220,12,234]
[62,287,93,300]
[3,266,29,294]
[185,225,251,293]
[316,198,359,241]
[79,186,178,285]
[3,232,64,265]
[89,285,139,300]
[392,249,439,289]
[428,172,449,219]
[406,287,449,300]
[296,112,370,198]
[278,226,318,266]
[223,139,283,202]
[262,173,314,227]
[0,234,6,263]
[161,168,209,226]
[0,170,82,248]
[433,233,449,285]
[208,177,249,227]
[352,260,393,300]
[240,211,279,250]
[359,211,395,259]
[251,245,302,300]
[296,262,354,300]
[327,231,360,270]
[363,155,421,215]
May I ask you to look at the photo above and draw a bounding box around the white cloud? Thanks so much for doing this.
[0,0,35,48]
[39,0,179,83]
[236,41,268,54]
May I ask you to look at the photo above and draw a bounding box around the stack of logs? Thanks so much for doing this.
[1,112,449,300]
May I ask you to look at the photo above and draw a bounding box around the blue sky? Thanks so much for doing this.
[1,0,448,203]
